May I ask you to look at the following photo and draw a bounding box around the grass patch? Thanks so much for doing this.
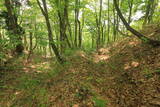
[154,68,160,74]
[92,97,107,107]
[64,48,79,56]
[143,68,153,79]
[16,76,41,90]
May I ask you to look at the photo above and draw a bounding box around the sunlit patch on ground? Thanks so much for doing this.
[131,61,139,67]
[14,91,21,95]
[129,41,139,46]
[94,55,110,63]
[75,51,87,59]
[124,61,139,70]
[22,58,52,73]
[124,63,131,70]
[93,48,110,63]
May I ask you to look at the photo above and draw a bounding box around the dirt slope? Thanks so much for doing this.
[44,24,160,107]
[0,24,160,107]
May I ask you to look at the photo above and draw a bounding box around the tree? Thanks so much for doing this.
[107,0,110,42]
[37,0,64,63]
[113,0,160,47]
[128,0,134,25]
[74,0,79,47]
[143,0,156,25]
[56,0,71,51]
[3,0,24,54]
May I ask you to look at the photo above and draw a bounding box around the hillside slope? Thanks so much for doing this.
[0,25,160,107]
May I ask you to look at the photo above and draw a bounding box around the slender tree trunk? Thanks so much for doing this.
[37,0,64,63]
[116,0,120,40]
[0,28,2,40]
[32,21,38,52]
[78,1,84,48]
[128,0,133,25]
[23,34,27,50]
[65,1,74,47]
[103,20,106,44]
[67,20,73,47]
[107,0,110,43]
[96,0,102,49]
[78,20,82,48]
[101,21,105,44]
[113,5,116,41]
[108,18,130,37]
[74,0,79,47]
[99,0,102,46]
[58,10,66,53]
[143,0,156,25]
[58,0,71,52]
[143,0,151,25]
[95,14,99,49]
[63,1,71,48]
[92,36,94,48]
[148,0,156,24]
[27,23,33,60]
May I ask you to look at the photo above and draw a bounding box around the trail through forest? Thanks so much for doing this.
[1,25,160,107]
[1,0,160,106]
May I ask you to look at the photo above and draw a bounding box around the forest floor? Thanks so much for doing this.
[1,25,160,107]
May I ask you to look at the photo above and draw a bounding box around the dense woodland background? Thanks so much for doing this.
[0,0,160,107]
[0,0,159,62]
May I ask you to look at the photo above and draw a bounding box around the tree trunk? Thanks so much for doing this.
[63,1,71,48]
[58,11,65,52]
[143,0,156,25]
[4,0,24,55]
[107,0,110,43]
[27,23,33,60]
[148,0,156,24]
[95,0,102,49]
[74,0,79,47]
[113,4,117,41]
[65,1,74,47]
[143,0,151,25]
[128,0,133,25]
[58,0,71,52]
[102,20,106,44]
[78,20,82,48]
[37,0,64,63]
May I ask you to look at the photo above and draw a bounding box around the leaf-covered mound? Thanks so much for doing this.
[0,25,160,107]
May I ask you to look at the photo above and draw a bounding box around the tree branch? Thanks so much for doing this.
[36,0,46,16]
